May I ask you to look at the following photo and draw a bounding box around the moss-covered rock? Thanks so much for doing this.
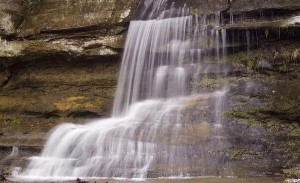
[283,167,300,179]
[230,0,300,13]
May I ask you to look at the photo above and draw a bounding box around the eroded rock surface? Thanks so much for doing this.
[0,0,140,121]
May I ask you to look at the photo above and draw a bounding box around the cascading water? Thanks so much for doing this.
[17,1,232,180]
[113,16,192,116]
[10,146,19,156]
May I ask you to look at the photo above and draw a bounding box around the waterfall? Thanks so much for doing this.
[10,146,19,156]
[17,1,231,180]
[112,16,192,116]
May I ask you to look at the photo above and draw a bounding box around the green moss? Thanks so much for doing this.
[231,94,252,103]
[289,128,300,137]
[226,107,260,118]
[227,51,261,71]
[192,75,235,89]
[1,118,22,126]
[191,8,200,15]
[228,148,246,160]
[264,90,300,122]
[3,167,10,175]
[203,55,227,64]
[283,167,300,179]
[225,107,289,130]
[11,118,22,125]
[264,29,269,39]
[30,16,38,26]
[199,76,217,88]
[286,140,297,147]
[227,42,300,74]
[231,150,243,160]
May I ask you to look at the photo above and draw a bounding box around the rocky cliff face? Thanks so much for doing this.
[0,0,139,119]
[0,0,139,168]
[0,0,299,178]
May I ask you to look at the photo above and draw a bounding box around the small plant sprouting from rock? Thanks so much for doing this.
[264,29,269,39]
[11,118,22,125]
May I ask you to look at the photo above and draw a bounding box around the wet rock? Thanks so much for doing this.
[224,63,300,176]
[0,175,6,181]
[230,0,300,13]
[0,168,6,181]
[76,178,88,183]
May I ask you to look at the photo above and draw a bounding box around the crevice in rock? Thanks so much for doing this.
[67,111,103,118]
[21,23,130,40]
[0,69,11,88]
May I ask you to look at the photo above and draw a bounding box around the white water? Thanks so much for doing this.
[10,146,19,156]
[23,97,199,178]
[18,1,231,180]
[113,16,192,116]
[141,0,168,19]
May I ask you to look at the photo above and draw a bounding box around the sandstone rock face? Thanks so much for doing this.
[0,0,140,122]
[0,0,140,155]
[1,0,138,59]
[18,0,138,37]
[0,0,24,35]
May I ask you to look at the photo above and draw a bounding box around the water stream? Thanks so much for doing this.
[10,146,19,156]
[16,1,233,180]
